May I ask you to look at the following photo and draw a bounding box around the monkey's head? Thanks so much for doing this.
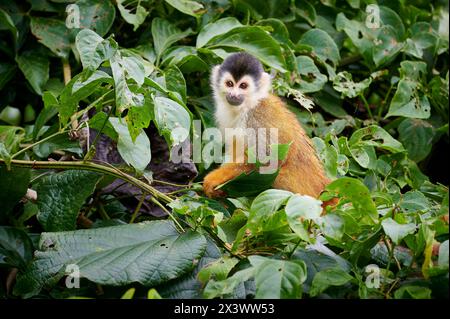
[211,52,272,110]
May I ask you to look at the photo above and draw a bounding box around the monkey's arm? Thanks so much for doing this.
[203,163,254,198]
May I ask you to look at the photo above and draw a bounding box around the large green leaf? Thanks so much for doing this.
[16,50,49,95]
[151,18,193,63]
[298,28,340,68]
[196,17,242,48]
[36,170,102,231]
[30,17,71,59]
[207,26,287,72]
[14,221,207,298]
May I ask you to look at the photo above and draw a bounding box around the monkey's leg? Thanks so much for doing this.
[203,163,254,198]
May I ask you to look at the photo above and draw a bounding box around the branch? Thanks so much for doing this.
[0,159,173,204]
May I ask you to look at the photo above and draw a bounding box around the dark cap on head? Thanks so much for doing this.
[219,52,263,82]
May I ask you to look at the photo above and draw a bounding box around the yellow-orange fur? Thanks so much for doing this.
[203,94,334,205]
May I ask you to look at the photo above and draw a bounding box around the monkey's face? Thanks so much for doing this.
[211,53,272,111]
[219,72,256,107]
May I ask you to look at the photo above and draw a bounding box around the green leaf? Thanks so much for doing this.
[152,18,193,62]
[77,0,116,36]
[59,70,112,126]
[309,268,353,297]
[296,56,327,93]
[0,142,11,168]
[120,52,145,86]
[0,63,16,91]
[75,29,117,72]
[398,119,434,162]
[109,117,151,172]
[333,71,371,98]
[0,8,18,46]
[0,166,30,219]
[36,170,102,231]
[117,0,148,31]
[0,226,34,269]
[394,285,432,299]
[110,54,144,113]
[249,189,292,227]
[294,0,316,26]
[318,214,344,241]
[207,26,287,72]
[14,221,207,298]
[335,13,374,64]
[323,177,378,224]
[298,29,340,68]
[153,96,191,147]
[372,25,403,67]
[285,194,322,241]
[349,125,405,153]
[312,137,338,178]
[399,190,430,213]
[30,17,71,59]
[121,288,135,299]
[164,65,187,103]
[164,0,204,17]
[381,218,417,245]
[216,143,290,196]
[387,61,430,119]
[196,17,242,48]
[203,267,255,299]
[197,256,239,283]
[249,256,307,298]
[16,51,49,95]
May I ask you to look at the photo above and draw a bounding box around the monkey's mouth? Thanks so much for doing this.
[226,94,244,106]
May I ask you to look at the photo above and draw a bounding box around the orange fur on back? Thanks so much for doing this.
[248,95,330,198]
[203,94,332,203]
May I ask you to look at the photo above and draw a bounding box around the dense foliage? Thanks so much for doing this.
[0,0,448,299]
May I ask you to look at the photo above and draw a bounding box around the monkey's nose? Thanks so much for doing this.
[226,93,244,106]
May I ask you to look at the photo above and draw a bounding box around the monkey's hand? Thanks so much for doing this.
[203,163,253,198]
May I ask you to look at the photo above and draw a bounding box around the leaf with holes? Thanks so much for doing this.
[14,221,207,298]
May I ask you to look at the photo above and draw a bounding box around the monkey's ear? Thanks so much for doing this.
[259,71,272,93]
[210,65,221,85]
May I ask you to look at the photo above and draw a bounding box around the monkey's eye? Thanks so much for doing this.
[225,81,234,87]
[239,83,248,89]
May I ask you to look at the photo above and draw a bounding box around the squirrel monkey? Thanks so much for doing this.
[203,52,333,204]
